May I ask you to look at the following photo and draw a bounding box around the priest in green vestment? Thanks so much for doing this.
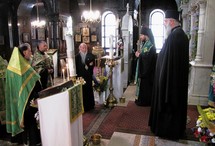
[5,47,40,136]
[31,41,54,89]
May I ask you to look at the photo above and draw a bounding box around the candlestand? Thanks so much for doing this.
[92,42,104,76]
[105,58,118,108]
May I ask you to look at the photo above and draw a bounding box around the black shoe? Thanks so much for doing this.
[135,100,142,106]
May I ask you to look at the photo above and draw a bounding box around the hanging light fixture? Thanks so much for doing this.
[31,0,46,27]
[81,0,101,23]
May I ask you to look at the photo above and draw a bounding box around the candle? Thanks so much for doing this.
[62,69,66,82]
[109,35,113,59]
[66,63,70,80]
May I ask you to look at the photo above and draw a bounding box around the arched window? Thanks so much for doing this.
[101,11,116,51]
[149,9,165,53]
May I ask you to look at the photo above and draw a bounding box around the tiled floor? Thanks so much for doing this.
[107,132,206,146]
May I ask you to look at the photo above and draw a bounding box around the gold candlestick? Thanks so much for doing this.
[92,42,104,77]
[105,58,118,108]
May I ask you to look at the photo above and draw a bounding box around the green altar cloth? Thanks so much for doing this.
[68,83,84,123]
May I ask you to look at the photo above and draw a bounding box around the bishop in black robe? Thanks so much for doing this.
[75,43,95,112]
[148,10,189,140]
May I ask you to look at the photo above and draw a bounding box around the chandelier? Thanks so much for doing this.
[31,0,46,27]
[81,0,101,23]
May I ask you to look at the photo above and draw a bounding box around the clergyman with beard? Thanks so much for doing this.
[75,43,95,112]
[148,10,189,140]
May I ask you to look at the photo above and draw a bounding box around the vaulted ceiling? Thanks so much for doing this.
[0,0,182,21]
[16,0,182,17]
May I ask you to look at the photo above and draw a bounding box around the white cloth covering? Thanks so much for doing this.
[38,90,83,146]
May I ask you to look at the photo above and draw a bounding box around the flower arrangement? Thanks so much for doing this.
[210,65,215,93]
[93,75,109,93]
[192,105,215,143]
[93,67,109,93]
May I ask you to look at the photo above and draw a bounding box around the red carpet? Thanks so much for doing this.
[95,106,125,139]
[116,101,152,135]
[83,101,200,141]
[83,104,106,135]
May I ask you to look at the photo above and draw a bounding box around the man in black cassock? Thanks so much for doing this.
[75,43,95,112]
[148,10,189,140]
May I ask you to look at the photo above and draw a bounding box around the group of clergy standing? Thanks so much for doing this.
[0,38,96,145]
[0,9,191,145]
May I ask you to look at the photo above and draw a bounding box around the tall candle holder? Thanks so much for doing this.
[105,58,118,108]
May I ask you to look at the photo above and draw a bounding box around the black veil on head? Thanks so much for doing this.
[140,26,155,45]
[165,10,179,21]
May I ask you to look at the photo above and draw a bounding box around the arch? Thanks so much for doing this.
[101,11,116,50]
[149,9,165,53]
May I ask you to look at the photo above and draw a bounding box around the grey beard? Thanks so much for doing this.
[80,52,87,64]
[164,25,172,40]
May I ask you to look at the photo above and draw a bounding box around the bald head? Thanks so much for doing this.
[37,41,48,52]
[79,43,88,53]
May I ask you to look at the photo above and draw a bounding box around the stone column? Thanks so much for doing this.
[188,0,215,106]
[195,0,207,62]
[188,5,198,59]
[180,4,189,34]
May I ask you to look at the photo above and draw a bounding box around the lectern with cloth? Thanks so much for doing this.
[38,82,84,146]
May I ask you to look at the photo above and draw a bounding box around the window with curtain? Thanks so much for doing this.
[101,11,116,52]
[149,9,165,53]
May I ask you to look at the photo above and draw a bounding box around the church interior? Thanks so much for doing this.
[0,0,215,145]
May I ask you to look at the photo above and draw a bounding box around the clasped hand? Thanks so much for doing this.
[48,68,53,73]
[30,98,38,108]
[135,51,140,57]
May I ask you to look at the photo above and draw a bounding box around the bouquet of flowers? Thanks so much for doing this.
[93,67,109,93]
[93,75,109,93]
[192,105,215,143]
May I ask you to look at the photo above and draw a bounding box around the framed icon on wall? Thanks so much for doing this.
[75,34,81,42]
[37,28,45,40]
[82,36,90,43]
[31,27,36,39]
[82,27,89,36]
[91,35,97,42]
[22,33,30,42]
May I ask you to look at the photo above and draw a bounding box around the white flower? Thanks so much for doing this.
[212,138,215,143]
[197,127,202,132]
[196,119,201,126]
[210,132,215,137]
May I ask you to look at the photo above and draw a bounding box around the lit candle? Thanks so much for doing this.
[62,69,65,82]
[109,35,113,59]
